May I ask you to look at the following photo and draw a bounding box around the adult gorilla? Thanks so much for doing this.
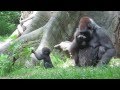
[69,17,116,67]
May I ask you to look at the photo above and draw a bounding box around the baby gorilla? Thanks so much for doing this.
[91,46,106,64]
[76,30,92,49]
[91,46,106,60]
[98,46,106,60]
[32,47,54,69]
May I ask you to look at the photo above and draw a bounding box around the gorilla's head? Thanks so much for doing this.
[79,17,100,31]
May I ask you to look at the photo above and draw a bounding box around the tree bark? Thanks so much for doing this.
[114,12,120,57]
[22,11,51,35]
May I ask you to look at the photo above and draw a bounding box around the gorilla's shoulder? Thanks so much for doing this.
[96,27,110,39]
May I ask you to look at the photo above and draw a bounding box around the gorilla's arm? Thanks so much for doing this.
[74,28,80,38]
[96,29,116,66]
[70,28,81,55]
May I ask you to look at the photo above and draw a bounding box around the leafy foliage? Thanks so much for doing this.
[0,11,20,36]
[0,36,9,41]
[0,41,34,77]
[0,54,13,76]
[7,42,32,67]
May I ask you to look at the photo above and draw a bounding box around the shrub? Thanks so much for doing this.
[0,54,13,76]
[0,11,20,36]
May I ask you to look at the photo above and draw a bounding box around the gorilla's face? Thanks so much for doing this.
[42,47,51,56]
[76,30,92,45]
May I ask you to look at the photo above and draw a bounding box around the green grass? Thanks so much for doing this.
[1,66,120,79]
[0,58,120,79]
[0,49,120,79]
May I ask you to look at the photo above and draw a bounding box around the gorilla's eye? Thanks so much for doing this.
[88,26,91,29]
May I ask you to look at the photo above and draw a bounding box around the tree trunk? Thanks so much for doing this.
[114,12,120,57]
[22,11,51,35]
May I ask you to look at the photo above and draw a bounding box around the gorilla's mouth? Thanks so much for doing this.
[78,35,86,39]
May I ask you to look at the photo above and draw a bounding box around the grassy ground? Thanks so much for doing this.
[3,66,120,79]
[0,58,120,79]
[0,43,120,79]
